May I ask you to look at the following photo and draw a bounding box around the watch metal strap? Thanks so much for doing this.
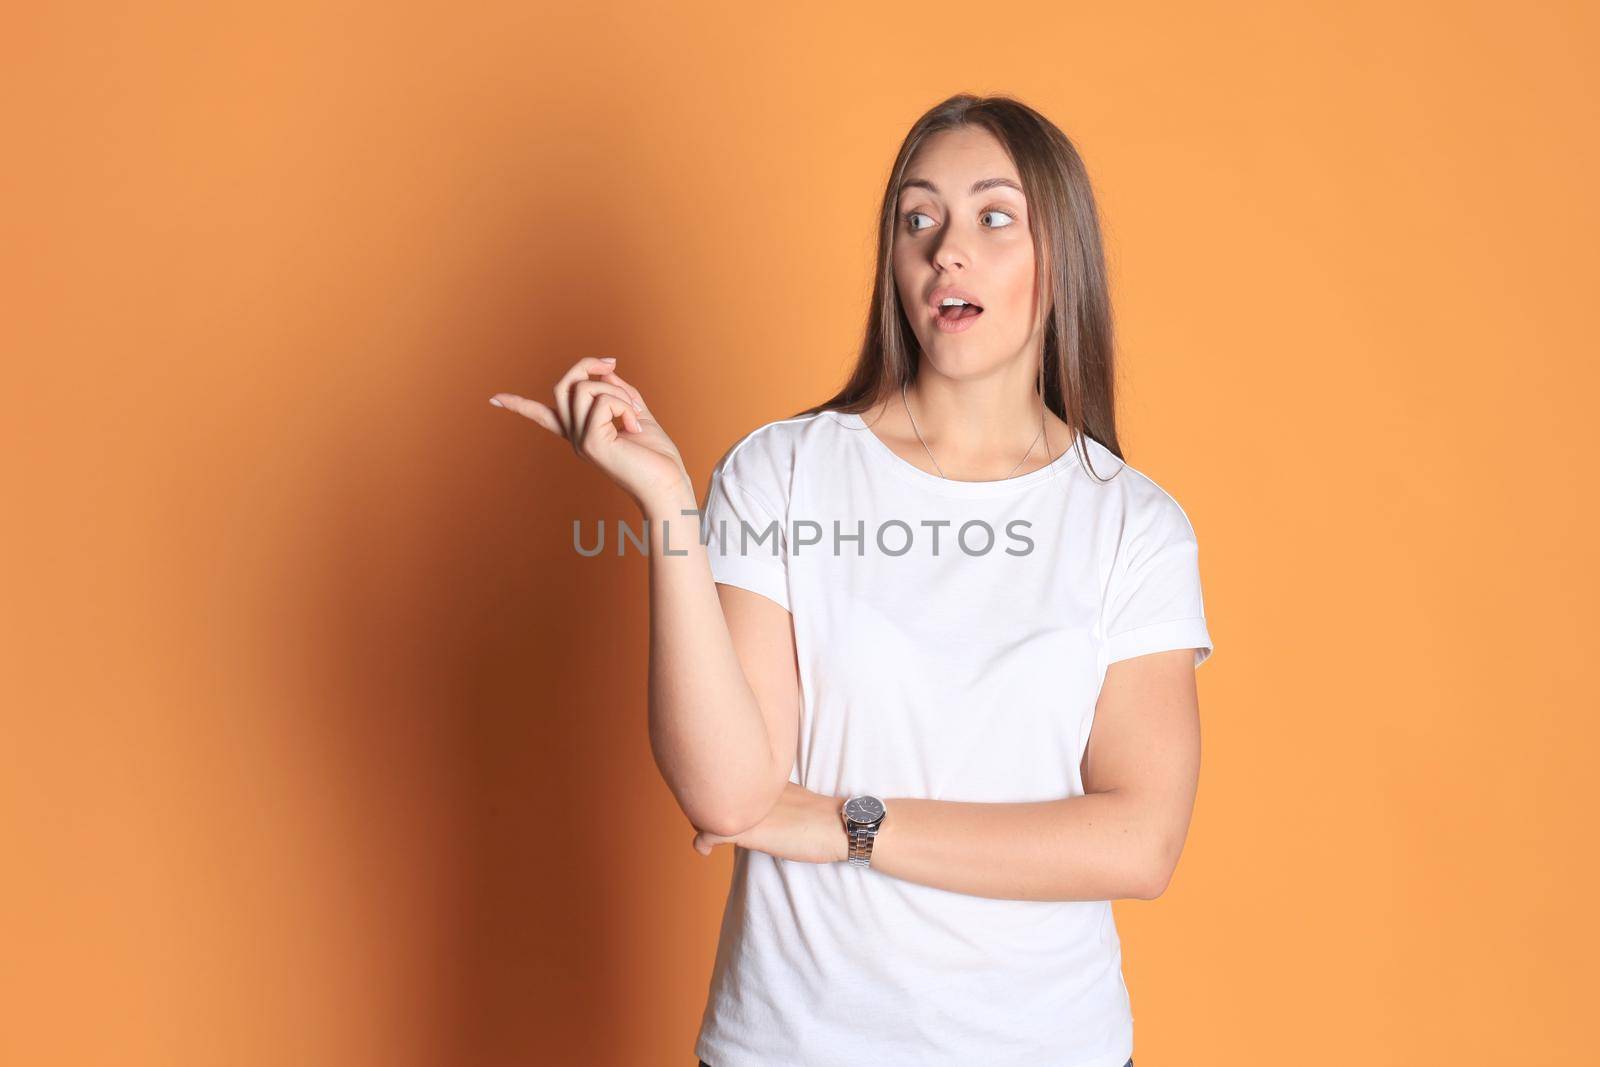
[847,823,878,867]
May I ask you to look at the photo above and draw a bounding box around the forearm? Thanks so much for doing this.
[867,789,1167,902]
[642,486,780,836]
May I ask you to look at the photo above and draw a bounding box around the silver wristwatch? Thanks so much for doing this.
[840,795,887,868]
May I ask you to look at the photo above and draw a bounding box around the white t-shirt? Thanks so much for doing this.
[692,408,1213,1067]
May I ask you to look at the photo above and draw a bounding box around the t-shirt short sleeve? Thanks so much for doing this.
[700,438,791,613]
[1102,485,1214,669]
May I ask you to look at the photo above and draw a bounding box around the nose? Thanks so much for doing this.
[931,227,970,272]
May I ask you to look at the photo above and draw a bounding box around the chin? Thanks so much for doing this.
[918,347,1007,379]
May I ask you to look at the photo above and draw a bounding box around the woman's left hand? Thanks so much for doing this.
[692,782,848,864]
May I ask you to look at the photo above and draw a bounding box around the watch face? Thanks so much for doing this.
[844,795,885,823]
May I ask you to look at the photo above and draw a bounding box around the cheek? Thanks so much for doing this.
[892,255,929,327]
[996,243,1037,311]
[892,250,920,296]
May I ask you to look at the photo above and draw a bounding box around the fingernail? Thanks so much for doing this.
[489,397,504,407]
[601,357,617,363]
[633,400,643,411]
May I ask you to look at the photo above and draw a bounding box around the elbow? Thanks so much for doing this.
[682,794,756,838]
[694,781,785,838]
[1135,864,1172,901]
[696,806,760,839]
[1135,844,1182,900]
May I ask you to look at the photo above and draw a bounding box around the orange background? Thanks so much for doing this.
[4,2,1596,1064]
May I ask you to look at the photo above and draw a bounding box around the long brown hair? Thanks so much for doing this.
[792,92,1122,479]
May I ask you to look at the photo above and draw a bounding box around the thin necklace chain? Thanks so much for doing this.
[900,380,1047,482]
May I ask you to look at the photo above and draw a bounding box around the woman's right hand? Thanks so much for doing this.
[490,356,692,511]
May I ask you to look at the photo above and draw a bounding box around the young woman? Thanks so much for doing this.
[492,93,1211,1067]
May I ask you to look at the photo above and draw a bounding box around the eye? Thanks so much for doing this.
[904,211,933,232]
[981,209,1016,228]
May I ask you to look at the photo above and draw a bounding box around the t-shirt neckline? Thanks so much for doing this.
[830,410,1081,498]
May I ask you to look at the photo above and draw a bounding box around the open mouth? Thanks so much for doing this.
[936,302,984,321]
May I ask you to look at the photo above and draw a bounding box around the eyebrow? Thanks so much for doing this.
[899,176,1024,197]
